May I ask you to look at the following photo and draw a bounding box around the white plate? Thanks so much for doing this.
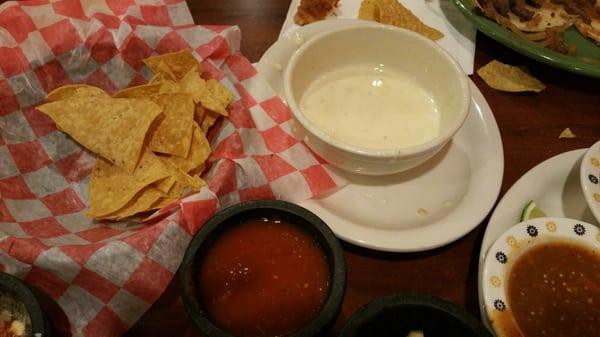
[580,140,600,223]
[257,20,503,252]
[477,149,600,328]
[279,0,477,74]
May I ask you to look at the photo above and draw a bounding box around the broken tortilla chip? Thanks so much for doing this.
[154,176,176,194]
[201,109,221,133]
[358,0,444,40]
[477,60,546,93]
[101,187,165,221]
[46,84,109,102]
[148,93,195,157]
[87,150,170,218]
[37,95,162,172]
[161,125,211,173]
[113,83,162,99]
[559,127,576,139]
[143,50,203,81]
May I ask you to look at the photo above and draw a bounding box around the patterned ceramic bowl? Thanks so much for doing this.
[581,140,600,223]
[482,217,600,337]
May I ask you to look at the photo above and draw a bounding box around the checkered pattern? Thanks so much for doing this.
[0,1,344,337]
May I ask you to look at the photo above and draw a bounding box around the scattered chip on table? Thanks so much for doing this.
[36,49,233,220]
[358,0,444,41]
[558,127,576,139]
[477,60,546,93]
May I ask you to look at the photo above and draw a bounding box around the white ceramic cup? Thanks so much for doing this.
[283,23,471,176]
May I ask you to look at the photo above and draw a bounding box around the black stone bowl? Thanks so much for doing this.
[179,200,347,337]
[339,293,493,337]
[0,272,50,336]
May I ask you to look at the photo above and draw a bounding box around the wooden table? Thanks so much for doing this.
[126,1,600,336]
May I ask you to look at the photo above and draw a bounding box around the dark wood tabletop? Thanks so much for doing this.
[125,1,600,336]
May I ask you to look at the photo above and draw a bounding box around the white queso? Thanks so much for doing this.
[299,65,440,150]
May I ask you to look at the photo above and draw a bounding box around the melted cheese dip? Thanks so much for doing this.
[300,65,440,150]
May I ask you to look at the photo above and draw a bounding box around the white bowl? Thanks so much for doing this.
[580,140,600,223]
[283,23,470,175]
[482,217,599,337]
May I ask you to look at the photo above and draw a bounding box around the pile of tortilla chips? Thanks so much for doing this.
[37,50,233,220]
[358,0,444,41]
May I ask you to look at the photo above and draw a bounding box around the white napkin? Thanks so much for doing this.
[280,0,476,74]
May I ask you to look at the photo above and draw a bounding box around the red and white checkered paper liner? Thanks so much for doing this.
[0,1,345,336]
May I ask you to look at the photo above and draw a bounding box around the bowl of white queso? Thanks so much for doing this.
[284,24,470,175]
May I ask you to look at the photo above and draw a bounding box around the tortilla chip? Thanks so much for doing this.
[162,125,211,172]
[559,127,576,139]
[178,68,207,101]
[87,150,170,218]
[205,79,233,116]
[37,96,162,172]
[149,72,173,84]
[188,163,206,177]
[148,93,195,157]
[358,0,444,40]
[46,84,109,102]
[477,60,546,93]
[158,80,182,94]
[155,176,176,193]
[194,105,206,125]
[144,50,203,81]
[201,109,221,133]
[100,187,165,220]
[151,196,179,210]
[113,83,162,99]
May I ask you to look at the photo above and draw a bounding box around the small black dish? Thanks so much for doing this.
[179,200,347,337]
[0,272,50,336]
[339,293,493,337]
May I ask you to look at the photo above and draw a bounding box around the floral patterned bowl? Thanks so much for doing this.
[581,140,600,223]
[482,217,600,337]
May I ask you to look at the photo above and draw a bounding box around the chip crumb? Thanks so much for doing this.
[558,127,576,139]
[477,60,545,93]
[417,208,428,216]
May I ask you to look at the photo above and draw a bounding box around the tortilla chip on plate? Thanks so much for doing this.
[37,95,162,172]
[477,60,546,93]
[358,0,444,40]
[87,150,170,218]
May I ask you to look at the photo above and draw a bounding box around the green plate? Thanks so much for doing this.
[452,0,600,78]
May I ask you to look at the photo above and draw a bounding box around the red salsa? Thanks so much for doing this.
[197,218,330,337]
[501,241,600,337]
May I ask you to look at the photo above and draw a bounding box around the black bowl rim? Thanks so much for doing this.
[339,293,493,337]
[0,272,48,335]
[178,200,347,337]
